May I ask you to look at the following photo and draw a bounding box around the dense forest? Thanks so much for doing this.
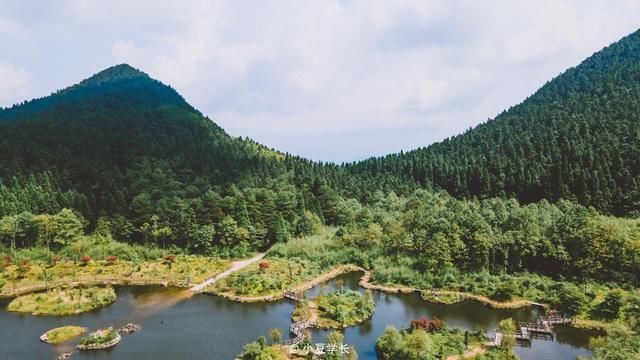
[1,30,640,289]
[346,29,640,217]
[0,63,406,251]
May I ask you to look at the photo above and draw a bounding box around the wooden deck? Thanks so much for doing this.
[283,290,304,302]
[519,321,553,334]
[540,315,572,325]
[283,319,315,346]
[491,314,571,346]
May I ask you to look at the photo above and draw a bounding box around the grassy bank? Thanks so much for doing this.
[0,254,230,297]
[300,289,375,328]
[207,257,324,298]
[41,326,87,344]
[8,287,116,315]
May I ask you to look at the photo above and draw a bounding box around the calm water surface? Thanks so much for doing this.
[0,273,598,360]
[308,273,597,360]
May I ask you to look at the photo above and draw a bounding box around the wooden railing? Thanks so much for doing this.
[540,315,572,325]
[283,290,304,302]
[283,319,315,346]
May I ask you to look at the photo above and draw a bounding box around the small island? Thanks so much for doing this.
[40,326,87,344]
[76,327,121,350]
[293,289,375,328]
[7,287,116,316]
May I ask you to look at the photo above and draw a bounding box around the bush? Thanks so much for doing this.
[556,284,588,316]
[594,289,624,320]
[491,281,518,302]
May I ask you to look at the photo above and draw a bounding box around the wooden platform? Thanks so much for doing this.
[283,290,304,302]
[491,315,570,347]
[283,319,315,346]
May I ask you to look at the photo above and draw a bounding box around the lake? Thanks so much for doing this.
[0,272,598,359]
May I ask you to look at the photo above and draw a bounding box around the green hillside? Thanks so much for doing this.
[0,36,638,286]
[346,30,640,217]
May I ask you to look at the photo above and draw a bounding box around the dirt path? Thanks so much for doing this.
[307,301,319,323]
[446,346,486,360]
[189,253,265,292]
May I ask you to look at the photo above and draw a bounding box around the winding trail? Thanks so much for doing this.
[189,253,265,293]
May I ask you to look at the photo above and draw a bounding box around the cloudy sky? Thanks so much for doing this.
[1,1,639,162]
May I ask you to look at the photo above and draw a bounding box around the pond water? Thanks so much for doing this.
[307,272,597,360]
[0,272,598,360]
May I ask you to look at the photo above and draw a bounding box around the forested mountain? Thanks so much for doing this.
[0,30,639,284]
[0,64,291,217]
[346,29,640,217]
[0,63,416,251]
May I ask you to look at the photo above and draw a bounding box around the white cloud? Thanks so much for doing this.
[0,63,29,107]
[3,1,640,161]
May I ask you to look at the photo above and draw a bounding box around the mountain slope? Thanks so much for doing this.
[346,30,640,216]
[0,64,287,219]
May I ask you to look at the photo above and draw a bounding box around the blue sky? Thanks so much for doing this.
[1,1,639,163]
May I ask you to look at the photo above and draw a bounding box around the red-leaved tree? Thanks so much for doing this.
[80,255,92,266]
[411,317,444,332]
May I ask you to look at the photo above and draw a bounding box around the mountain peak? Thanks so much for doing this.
[78,64,148,87]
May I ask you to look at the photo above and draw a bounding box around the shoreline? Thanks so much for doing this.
[2,261,603,334]
[207,263,549,311]
[11,262,548,311]
[205,264,363,302]
[0,256,232,299]
[0,278,172,299]
[7,287,117,316]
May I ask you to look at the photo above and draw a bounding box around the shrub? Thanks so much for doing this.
[491,281,518,302]
[556,284,588,316]
[595,289,624,320]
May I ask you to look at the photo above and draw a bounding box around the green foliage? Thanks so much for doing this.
[0,43,638,292]
[212,258,322,297]
[78,328,118,346]
[326,331,345,360]
[43,326,86,344]
[337,191,640,285]
[556,283,589,316]
[376,326,476,360]
[269,328,281,344]
[345,30,640,217]
[314,289,375,328]
[491,281,518,302]
[7,287,116,315]
[623,291,640,332]
[498,318,516,349]
[0,209,84,252]
[594,289,625,320]
[475,348,519,360]
[0,37,639,360]
[237,335,285,360]
[588,323,640,359]
[50,209,84,248]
